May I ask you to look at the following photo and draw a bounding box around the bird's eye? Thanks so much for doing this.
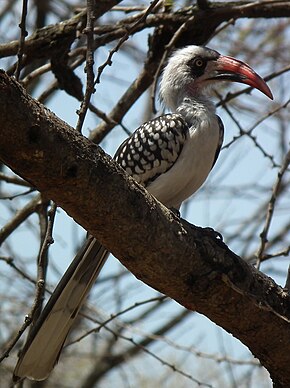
[187,56,207,77]
[194,58,204,67]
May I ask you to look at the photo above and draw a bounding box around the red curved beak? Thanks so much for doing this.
[211,55,273,100]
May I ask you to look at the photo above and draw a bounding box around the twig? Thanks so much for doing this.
[38,201,57,271]
[256,149,290,269]
[0,172,31,187]
[34,200,56,317]
[247,97,290,135]
[70,296,167,344]
[221,97,290,168]
[88,102,117,127]
[89,58,160,143]
[95,0,160,85]
[0,193,42,245]
[21,63,51,88]
[112,6,148,13]
[0,187,35,200]
[216,92,275,167]
[68,308,211,387]
[131,336,212,387]
[75,0,96,133]
[246,134,277,168]
[0,256,36,285]
[0,277,45,363]
[2,202,57,363]
[88,102,131,136]
[15,0,28,80]
[262,246,290,261]
[212,18,235,37]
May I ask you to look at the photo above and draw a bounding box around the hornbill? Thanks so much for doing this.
[13,45,273,381]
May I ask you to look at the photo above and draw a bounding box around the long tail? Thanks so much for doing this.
[13,236,109,381]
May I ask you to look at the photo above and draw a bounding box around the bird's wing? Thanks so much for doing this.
[115,113,189,186]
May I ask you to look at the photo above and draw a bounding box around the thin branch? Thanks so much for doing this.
[0,194,42,245]
[81,309,212,388]
[95,0,160,85]
[38,201,57,271]
[69,296,167,345]
[221,97,290,168]
[34,201,57,316]
[0,256,36,285]
[0,187,35,200]
[0,202,58,363]
[262,246,290,261]
[247,97,290,135]
[0,278,45,363]
[246,134,277,168]
[15,0,28,80]
[256,149,290,269]
[21,63,51,88]
[75,0,96,133]
[111,6,147,13]
[0,172,31,187]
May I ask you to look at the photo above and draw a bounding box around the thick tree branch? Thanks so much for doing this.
[0,0,122,63]
[0,72,289,386]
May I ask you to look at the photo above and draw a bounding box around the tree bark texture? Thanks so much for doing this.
[0,72,289,386]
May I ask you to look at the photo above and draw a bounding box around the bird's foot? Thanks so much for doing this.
[195,226,223,241]
[169,207,181,219]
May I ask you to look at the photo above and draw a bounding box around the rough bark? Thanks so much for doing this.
[0,71,290,386]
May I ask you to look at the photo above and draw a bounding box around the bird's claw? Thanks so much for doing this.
[195,226,223,241]
[169,207,181,218]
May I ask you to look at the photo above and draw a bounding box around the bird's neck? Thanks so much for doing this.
[176,96,216,127]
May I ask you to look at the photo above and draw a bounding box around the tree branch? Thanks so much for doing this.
[0,71,289,386]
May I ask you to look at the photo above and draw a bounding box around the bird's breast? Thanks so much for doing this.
[147,114,221,208]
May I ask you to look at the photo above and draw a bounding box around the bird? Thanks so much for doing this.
[13,45,273,381]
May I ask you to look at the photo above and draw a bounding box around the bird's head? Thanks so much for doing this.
[160,45,273,111]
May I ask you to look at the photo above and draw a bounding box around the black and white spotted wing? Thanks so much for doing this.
[114,114,189,187]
